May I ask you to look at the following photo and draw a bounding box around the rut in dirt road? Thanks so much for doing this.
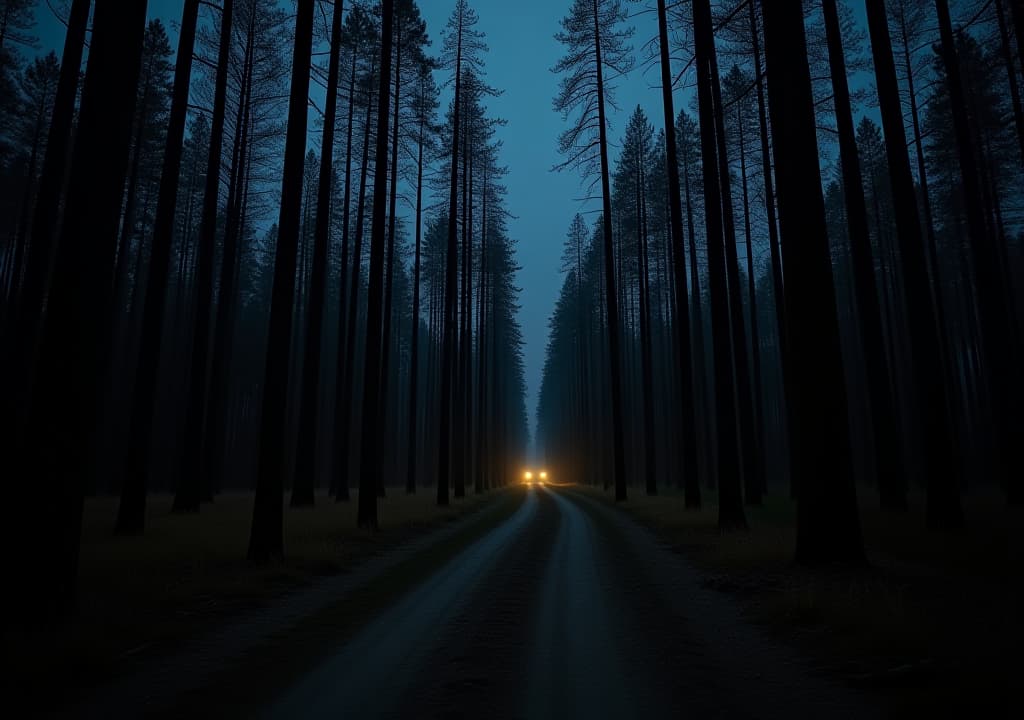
[266,486,877,719]
[265,490,540,718]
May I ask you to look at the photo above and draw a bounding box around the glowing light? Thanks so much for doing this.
[524,471,534,482]
[539,471,548,481]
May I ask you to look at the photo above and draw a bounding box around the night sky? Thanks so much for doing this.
[30,0,873,442]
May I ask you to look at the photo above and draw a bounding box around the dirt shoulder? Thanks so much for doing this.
[4,488,513,713]
[577,484,1023,716]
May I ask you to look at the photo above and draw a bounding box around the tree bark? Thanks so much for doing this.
[707,30,759,513]
[593,0,628,502]
[995,0,1024,164]
[737,101,765,506]
[179,0,234,514]
[249,0,315,561]
[205,14,255,500]
[936,0,1023,507]
[332,34,359,502]
[866,0,963,529]
[748,0,795,496]
[17,0,148,618]
[378,15,403,499]
[656,0,699,508]
[1,0,90,455]
[336,55,377,503]
[405,90,427,494]
[822,0,906,512]
[357,0,395,528]
[635,152,657,495]
[293,0,345,508]
[438,16,462,507]
[762,0,863,564]
[693,0,744,528]
[118,0,201,534]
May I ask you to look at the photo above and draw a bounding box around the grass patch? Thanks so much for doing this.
[580,484,1024,713]
[2,488,500,702]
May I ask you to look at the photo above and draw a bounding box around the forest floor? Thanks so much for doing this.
[2,488,503,710]
[583,484,1024,716]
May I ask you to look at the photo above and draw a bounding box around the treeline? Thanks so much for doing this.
[0,0,529,618]
[539,0,1023,559]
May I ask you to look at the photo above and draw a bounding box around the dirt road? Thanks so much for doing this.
[266,485,875,719]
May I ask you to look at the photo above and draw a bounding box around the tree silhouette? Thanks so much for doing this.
[935,0,1023,508]
[437,0,486,506]
[0,0,87,476]
[553,0,633,501]
[292,0,346,509]
[692,0,745,529]
[822,0,905,513]
[762,0,862,564]
[249,0,315,561]
[655,0,699,507]
[357,0,396,529]
[865,0,962,529]
[119,0,202,535]
[18,0,148,617]
[180,0,234,514]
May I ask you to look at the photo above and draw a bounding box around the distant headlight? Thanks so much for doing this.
[524,471,533,482]
[539,471,548,481]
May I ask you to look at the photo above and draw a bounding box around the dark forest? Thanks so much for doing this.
[0,0,1020,716]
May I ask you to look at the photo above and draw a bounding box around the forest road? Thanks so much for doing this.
[265,485,877,719]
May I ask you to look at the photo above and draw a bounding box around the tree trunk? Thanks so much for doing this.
[593,0,628,502]
[16,0,148,619]
[438,19,462,507]
[206,16,255,501]
[405,99,426,494]
[332,37,359,502]
[118,0,201,535]
[475,170,489,494]
[995,0,1024,164]
[656,0,699,508]
[1010,0,1024,76]
[179,0,233,514]
[114,86,150,310]
[707,30,759,514]
[866,0,962,529]
[762,0,863,564]
[249,0,315,561]
[822,0,906,512]
[378,16,402,499]
[336,58,377,503]
[8,89,47,307]
[693,0,744,528]
[453,100,470,501]
[737,103,764,506]
[357,0,395,528]
[749,0,794,496]
[1,0,89,436]
[682,129,710,493]
[636,154,657,495]
[293,0,345,508]
[936,0,1023,507]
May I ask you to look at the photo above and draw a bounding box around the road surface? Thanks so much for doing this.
[266,486,875,719]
